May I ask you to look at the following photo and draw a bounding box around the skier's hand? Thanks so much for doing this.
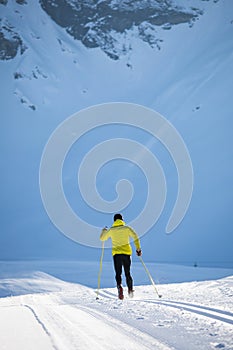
[102,226,108,232]
[136,249,142,256]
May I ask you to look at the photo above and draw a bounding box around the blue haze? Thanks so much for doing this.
[0,0,233,267]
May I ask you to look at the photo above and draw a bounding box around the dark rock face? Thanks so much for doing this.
[16,0,28,4]
[0,0,203,61]
[39,0,200,59]
[0,22,27,60]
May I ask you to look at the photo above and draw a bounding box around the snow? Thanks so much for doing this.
[0,2,233,346]
[0,261,232,350]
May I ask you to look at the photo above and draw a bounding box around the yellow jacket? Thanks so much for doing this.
[100,219,140,256]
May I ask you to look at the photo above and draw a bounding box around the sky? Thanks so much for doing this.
[0,0,233,266]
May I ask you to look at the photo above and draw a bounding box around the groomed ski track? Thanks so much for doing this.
[15,293,170,350]
[98,289,233,325]
[0,276,232,350]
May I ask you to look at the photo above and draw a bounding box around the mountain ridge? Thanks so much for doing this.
[1,0,205,61]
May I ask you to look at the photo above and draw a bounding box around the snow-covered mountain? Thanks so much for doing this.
[0,0,202,61]
[0,0,224,112]
[0,0,233,265]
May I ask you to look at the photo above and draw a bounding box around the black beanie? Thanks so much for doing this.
[113,213,123,221]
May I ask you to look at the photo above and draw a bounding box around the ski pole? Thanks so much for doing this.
[96,241,105,300]
[139,256,162,298]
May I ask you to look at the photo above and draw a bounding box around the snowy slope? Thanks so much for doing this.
[0,262,232,350]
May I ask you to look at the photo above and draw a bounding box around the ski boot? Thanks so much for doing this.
[128,288,134,298]
[118,285,124,300]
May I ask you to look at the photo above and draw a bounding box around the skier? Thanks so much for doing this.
[100,213,142,300]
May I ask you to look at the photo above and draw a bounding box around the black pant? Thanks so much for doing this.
[113,254,133,290]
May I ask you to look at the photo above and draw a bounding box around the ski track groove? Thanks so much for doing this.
[23,304,59,350]
[99,289,233,326]
[25,301,108,350]
[22,295,170,350]
[160,300,233,318]
[147,300,233,326]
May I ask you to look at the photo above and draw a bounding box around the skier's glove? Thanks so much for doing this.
[136,249,142,256]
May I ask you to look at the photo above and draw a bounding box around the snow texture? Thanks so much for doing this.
[0,261,232,350]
